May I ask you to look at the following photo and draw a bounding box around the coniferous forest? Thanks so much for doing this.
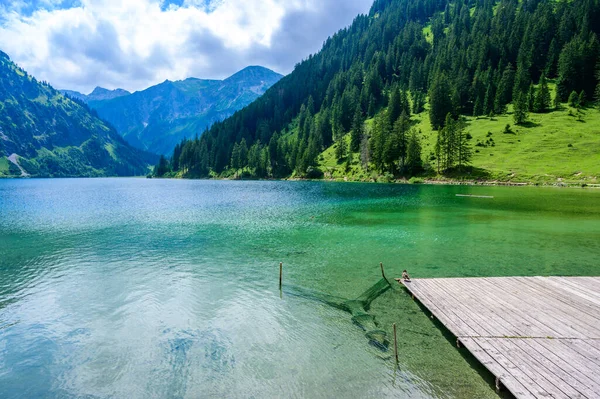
[155,0,600,181]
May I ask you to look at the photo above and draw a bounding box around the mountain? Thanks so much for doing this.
[60,87,131,103]
[84,66,283,155]
[158,0,600,184]
[0,51,155,178]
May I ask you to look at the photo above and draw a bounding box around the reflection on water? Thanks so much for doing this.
[1,179,599,398]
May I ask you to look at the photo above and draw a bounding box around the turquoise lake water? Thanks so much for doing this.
[1,179,599,398]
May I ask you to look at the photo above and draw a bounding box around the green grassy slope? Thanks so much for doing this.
[416,105,600,184]
[317,103,600,185]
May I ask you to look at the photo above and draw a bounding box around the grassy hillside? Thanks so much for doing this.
[317,102,600,185]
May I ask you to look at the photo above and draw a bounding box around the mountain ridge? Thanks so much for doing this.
[0,51,155,178]
[60,87,131,102]
[72,66,283,155]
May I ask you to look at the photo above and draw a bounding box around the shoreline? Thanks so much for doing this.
[167,175,600,189]
[3,174,600,189]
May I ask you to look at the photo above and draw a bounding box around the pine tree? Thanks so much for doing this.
[172,143,181,171]
[388,86,402,127]
[578,91,586,107]
[514,91,529,125]
[369,114,386,173]
[513,62,531,101]
[350,106,363,153]
[231,142,241,170]
[533,72,551,113]
[568,90,579,107]
[473,96,483,117]
[344,152,352,172]
[440,113,457,171]
[494,64,515,115]
[335,135,347,162]
[455,118,472,170]
[428,73,453,129]
[154,155,170,177]
[197,140,209,176]
[553,91,562,110]
[392,113,410,172]
[400,89,411,116]
[406,129,423,177]
[483,83,495,116]
[528,82,536,112]
[239,139,248,169]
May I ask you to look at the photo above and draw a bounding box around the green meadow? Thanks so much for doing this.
[317,100,600,185]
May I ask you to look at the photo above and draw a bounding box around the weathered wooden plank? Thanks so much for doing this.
[491,337,586,398]
[467,337,551,398]
[455,277,556,338]
[447,278,524,337]
[417,279,498,336]
[563,339,600,367]
[403,280,479,337]
[518,339,600,397]
[498,278,599,338]
[459,337,537,399]
[552,277,600,302]
[535,338,600,385]
[522,278,600,326]
[536,277,600,319]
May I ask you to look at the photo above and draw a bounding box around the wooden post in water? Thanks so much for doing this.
[279,262,283,289]
[380,262,386,279]
[393,323,399,363]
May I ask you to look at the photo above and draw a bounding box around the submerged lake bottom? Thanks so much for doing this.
[1,179,599,398]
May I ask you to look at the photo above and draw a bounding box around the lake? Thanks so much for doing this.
[1,178,599,398]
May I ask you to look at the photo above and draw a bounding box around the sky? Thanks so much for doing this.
[0,0,373,93]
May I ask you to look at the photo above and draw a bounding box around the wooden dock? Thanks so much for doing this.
[402,277,600,399]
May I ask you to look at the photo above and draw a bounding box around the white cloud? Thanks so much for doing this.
[0,0,372,93]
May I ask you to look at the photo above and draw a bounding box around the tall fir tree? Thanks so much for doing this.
[350,106,364,153]
[533,72,551,112]
[388,86,402,127]
[494,64,516,115]
[528,82,536,112]
[429,73,453,129]
[335,135,347,162]
[392,113,410,172]
[568,90,580,107]
[513,91,530,125]
[406,129,423,177]
[439,113,457,171]
[455,118,472,170]
[154,155,170,177]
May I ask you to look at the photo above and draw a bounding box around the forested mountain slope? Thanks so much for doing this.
[86,66,282,155]
[156,0,600,184]
[0,51,155,178]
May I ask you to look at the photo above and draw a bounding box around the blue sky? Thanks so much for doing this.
[0,0,372,93]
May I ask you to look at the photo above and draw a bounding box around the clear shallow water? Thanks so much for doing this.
[1,179,599,398]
